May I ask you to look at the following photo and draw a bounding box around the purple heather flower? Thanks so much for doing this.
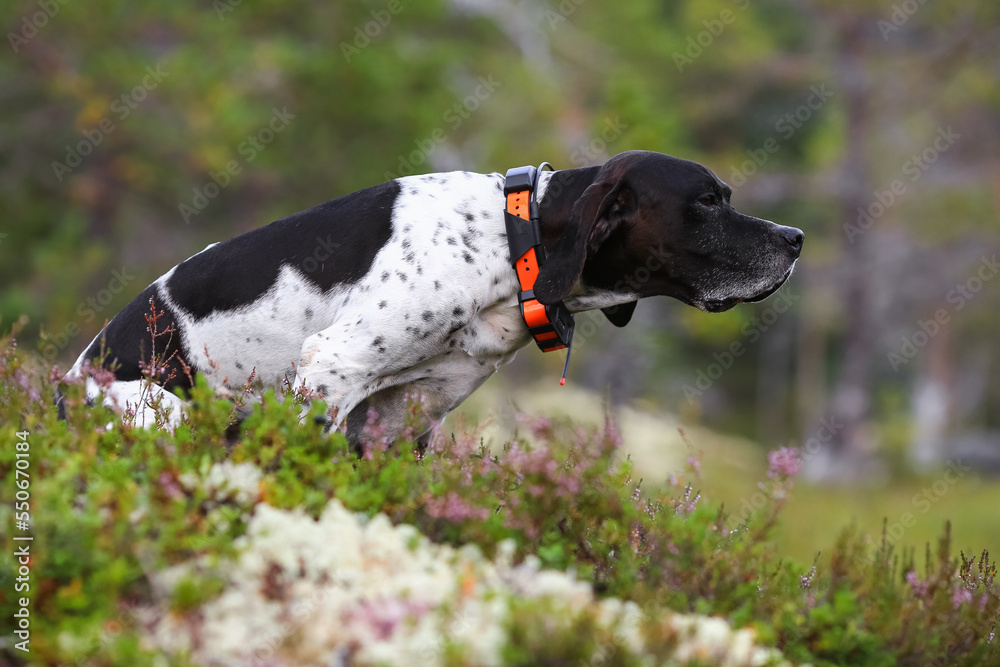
[906,571,929,598]
[800,565,817,589]
[159,472,183,500]
[528,416,552,440]
[686,455,701,474]
[425,491,490,522]
[952,587,973,609]
[767,447,801,480]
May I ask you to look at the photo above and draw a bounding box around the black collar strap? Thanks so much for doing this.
[504,165,575,384]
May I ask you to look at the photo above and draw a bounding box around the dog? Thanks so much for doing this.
[65,150,803,447]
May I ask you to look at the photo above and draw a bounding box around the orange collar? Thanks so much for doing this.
[504,165,574,383]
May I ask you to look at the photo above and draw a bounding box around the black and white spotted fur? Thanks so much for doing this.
[65,150,803,446]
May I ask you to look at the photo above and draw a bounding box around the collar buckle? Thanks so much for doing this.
[503,165,575,370]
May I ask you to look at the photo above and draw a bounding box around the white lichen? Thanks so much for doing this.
[142,498,790,666]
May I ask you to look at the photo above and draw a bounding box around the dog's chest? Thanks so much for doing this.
[371,173,532,382]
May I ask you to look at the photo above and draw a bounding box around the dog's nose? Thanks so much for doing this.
[780,227,804,254]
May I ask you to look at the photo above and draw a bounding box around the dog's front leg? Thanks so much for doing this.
[293,317,439,430]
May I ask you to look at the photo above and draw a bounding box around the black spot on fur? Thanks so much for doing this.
[453,307,464,316]
[316,384,328,395]
[461,231,480,252]
[378,300,387,309]
[422,311,434,322]
[463,252,474,264]
[464,212,474,222]
[305,308,313,318]
[434,280,441,290]
[371,336,384,348]
[447,237,457,246]
[381,271,390,282]
[168,180,399,320]
[396,271,407,282]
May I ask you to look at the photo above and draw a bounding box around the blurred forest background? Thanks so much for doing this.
[2,0,998,501]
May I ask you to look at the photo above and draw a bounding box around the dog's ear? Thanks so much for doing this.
[601,301,636,327]
[534,174,637,305]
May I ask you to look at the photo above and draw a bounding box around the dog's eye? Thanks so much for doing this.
[698,194,717,207]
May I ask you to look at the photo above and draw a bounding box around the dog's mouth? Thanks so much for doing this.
[698,267,794,313]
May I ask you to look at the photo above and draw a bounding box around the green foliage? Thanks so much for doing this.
[5,0,1000,447]
[2,336,998,665]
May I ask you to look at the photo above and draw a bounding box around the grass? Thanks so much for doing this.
[456,377,1000,568]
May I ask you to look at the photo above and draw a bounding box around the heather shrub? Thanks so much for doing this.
[0,331,997,665]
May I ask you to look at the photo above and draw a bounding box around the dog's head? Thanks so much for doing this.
[535,150,803,317]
